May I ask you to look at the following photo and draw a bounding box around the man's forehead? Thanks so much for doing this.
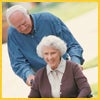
[9,11,25,27]
[10,10,24,19]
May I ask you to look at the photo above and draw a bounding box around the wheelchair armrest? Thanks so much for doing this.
[87,93,93,98]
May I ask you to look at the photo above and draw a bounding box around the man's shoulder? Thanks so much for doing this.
[8,26,18,35]
[32,12,55,19]
[7,27,21,42]
[32,12,52,15]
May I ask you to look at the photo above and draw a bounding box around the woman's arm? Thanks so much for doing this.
[73,64,91,97]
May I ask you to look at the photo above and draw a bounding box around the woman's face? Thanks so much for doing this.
[42,46,61,70]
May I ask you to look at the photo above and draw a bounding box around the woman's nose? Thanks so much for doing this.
[48,54,52,59]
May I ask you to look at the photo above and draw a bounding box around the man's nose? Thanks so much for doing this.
[20,25,26,31]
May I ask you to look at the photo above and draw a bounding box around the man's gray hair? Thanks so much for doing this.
[37,35,67,58]
[6,5,28,25]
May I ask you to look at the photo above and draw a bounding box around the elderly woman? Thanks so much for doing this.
[28,35,91,98]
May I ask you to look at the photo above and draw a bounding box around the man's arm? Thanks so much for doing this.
[7,28,35,83]
[50,14,84,65]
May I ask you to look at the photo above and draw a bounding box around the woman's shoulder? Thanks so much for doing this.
[35,67,46,77]
[66,60,80,71]
[66,60,78,66]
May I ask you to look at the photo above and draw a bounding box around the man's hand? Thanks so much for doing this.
[26,74,35,86]
[78,64,83,71]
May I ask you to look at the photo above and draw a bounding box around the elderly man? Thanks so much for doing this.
[6,5,84,86]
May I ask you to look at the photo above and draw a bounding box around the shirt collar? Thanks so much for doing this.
[30,14,36,33]
[46,58,66,75]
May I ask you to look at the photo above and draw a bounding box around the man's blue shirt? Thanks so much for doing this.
[7,12,84,82]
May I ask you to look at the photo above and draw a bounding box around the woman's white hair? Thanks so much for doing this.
[6,5,28,26]
[37,35,67,58]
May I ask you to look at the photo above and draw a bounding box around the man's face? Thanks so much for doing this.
[9,11,32,34]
